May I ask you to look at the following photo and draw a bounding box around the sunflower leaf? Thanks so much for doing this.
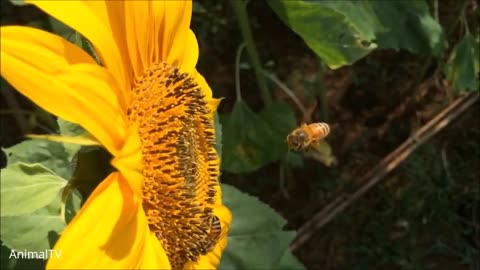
[4,139,72,179]
[220,101,296,173]
[0,163,67,216]
[258,101,297,160]
[372,0,445,55]
[267,0,380,68]
[57,118,88,163]
[0,196,66,253]
[267,0,445,68]
[445,33,480,92]
[220,101,273,173]
[220,184,305,270]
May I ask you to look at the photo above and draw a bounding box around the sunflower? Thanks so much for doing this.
[0,1,231,269]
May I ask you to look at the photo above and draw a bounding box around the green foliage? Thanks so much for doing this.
[0,163,67,216]
[8,0,28,6]
[220,184,305,270]
[445,33,480,92]
[1,129,82,261]
[57,118,85,162]
[4,139,72,180]
[267,0,444,68]
[372,0,445,55]
[267,0,379,69]
[221,101,296,173]
[214,112,223,160]
[1,197,65,252]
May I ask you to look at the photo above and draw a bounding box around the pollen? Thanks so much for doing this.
[127,62,220,269]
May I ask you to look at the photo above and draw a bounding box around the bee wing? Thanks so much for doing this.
[305,140,337,167]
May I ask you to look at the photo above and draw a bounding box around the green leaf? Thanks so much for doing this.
[220,184,305,269]
[57,119,85,137]
[267,0,381,68]
[372,0,445,55]
[214,112,223,160]
[8,0,28,6]
[1,196,66,252]
[259,102,297,159]
[64,189,82,223]
[268,0,445,68]
[57,118,85,162]
[220,102,272,173]
[220,101,296,173]
[445,33,479,92]
[48,16,75,42]
[0,163,67,216]
[4,139,71,179]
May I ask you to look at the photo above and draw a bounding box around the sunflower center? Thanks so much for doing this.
[127,62,220,268]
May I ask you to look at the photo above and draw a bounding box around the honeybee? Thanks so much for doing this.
[286,122,330,151]
[198,215,230,253]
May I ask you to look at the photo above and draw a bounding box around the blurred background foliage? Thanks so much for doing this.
[1,0,479,269]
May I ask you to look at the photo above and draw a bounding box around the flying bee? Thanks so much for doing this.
[286,122,330,151]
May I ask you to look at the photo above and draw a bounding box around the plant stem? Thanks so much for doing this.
[229,0,272,106]
[235,43,246,102]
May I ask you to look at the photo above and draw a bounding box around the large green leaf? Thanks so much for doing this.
[445,33,479,92]
[268,0,445,68]
[267,0,381,68]
[220,184,305,270]
[220,101,296,173]
[1,196,66,252]
[1,163,68,216]
[372,0,445,55]
[220,101,274,173]
[4,139,71,179]
[259,102,297,160]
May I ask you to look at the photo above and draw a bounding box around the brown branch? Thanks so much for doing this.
[291,91,480,251]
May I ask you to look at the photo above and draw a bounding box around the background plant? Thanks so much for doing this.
[1,0,479,269]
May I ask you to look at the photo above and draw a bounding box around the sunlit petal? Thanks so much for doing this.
[28,0,131,105]
[0,26,126,155]
[47,173,168,269]
[159,1,195,72]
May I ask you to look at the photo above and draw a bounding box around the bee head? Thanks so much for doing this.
[287,130,307,149]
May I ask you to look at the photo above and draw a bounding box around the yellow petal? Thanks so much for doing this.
[111,124,144,199]
[47,173,169,269]
[0,26,126,155]
[28,0,131,105]
[140,231,172,269]
[26,134,100,146]
[124,1,157,77]
[160,1,196,72]
[172,29,200,74]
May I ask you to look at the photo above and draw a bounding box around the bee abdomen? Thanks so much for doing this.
[311,122,330,138]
